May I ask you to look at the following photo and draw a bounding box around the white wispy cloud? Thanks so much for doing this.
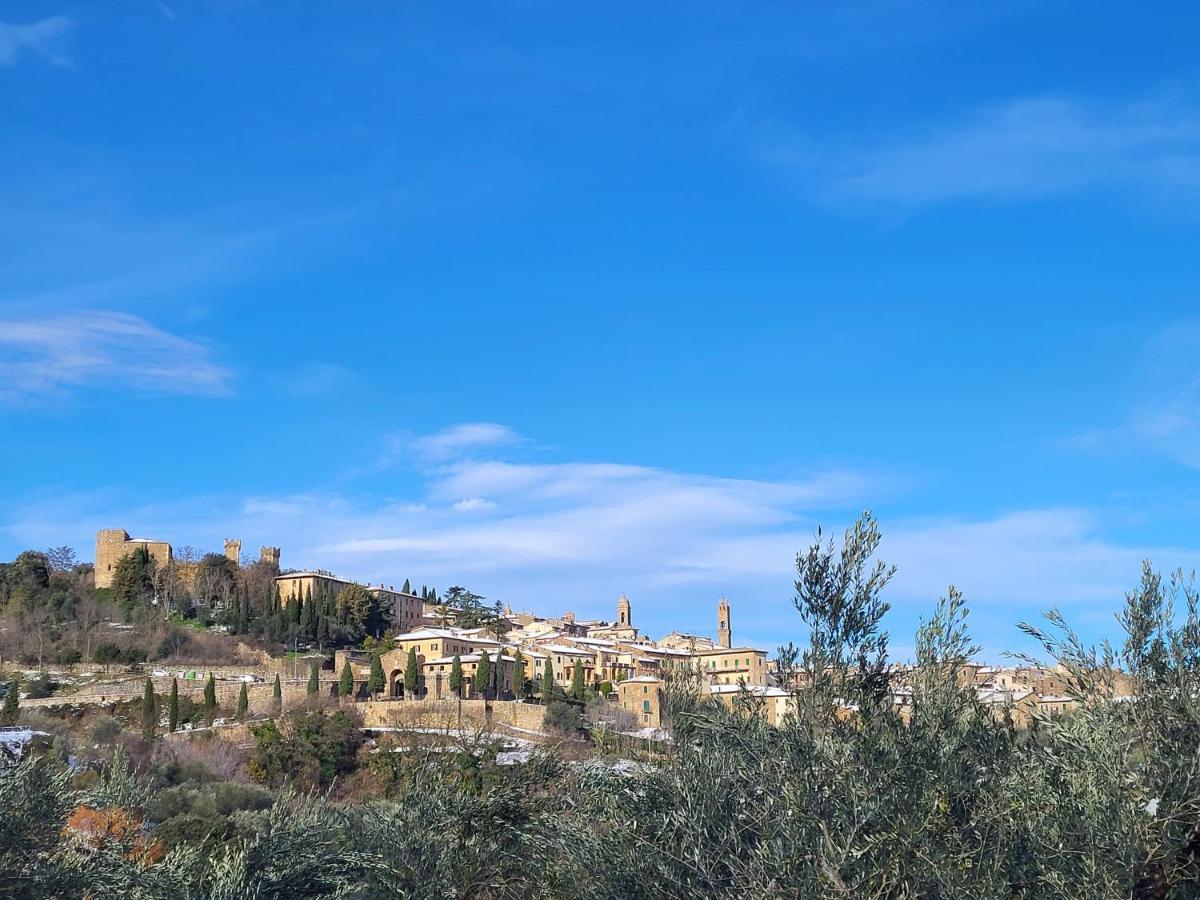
[0,16,73,68]
[383,422,527,465]
[1061,322,1200,469]
[0,310,232,409]
[761,92,1200,206]
[6,423,1186,654]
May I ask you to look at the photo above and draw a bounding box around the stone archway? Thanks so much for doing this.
[390,670,404,699]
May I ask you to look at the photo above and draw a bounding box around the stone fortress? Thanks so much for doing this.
[94,528,280,590]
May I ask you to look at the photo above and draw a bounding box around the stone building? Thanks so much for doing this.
[617,675,664,727]
[694,646,769,686]
[95,529,172,589]
[273,571,423,629]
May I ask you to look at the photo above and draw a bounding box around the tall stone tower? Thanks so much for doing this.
[224,538,242,566]
[259,546,281,568]
[717,596,732,649]
[95,529,131,589]
[617,594,632,628]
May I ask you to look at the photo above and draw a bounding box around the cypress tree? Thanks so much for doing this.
[449,654,463,698]
[272,673,282,713]
[141,678,157,740]
[476,652,492,700]
[300,593,315,640]
[405,647,420,700]
[317,614,329,649]
[236,682,248,720]
[339,659,354,697]
[401,578,411,594]
[168,678,179,733]
[512,651,526,698]
[307,661,320,695]
[203,673,217,726]
[571,661,586,700]
[0,678,19,726]
[541,657,555,701]
[291,591,302,625]
[367,650,385,697]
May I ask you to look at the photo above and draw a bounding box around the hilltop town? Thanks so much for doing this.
[77,527,1112,731]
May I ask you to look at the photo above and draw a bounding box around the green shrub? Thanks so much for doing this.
[543,701,583,734]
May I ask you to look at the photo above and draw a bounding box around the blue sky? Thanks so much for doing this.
[4,2,1200,659]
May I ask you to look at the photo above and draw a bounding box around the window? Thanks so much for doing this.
[643,700,650,712]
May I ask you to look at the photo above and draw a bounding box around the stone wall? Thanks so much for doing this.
[359,698,548,734]
[23,677,330,716]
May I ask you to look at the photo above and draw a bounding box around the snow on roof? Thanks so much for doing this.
[621,675,663,684]
[977,687,1033,704]
[631,645,692,657]
[395,628,460,640]
[539,643,595,656]
[1038,694,1076,704]
[572,637,617,647]
[707,684,789,697]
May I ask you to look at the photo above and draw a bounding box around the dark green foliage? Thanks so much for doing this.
[249,708,365,790]
[21,674,52,700]
[404,647,420,699]
[339,659,354,697]
[156,629,192,659]
[512,651,525,698]
[236,682,249,720]
[541,657,555,700]
[449,654,464,698]
[307,661,320,695]
[202,673,216,726]
[543,700,583,734]
[476,651,492,699]
[438,586,508,632]
[1,678,19,725]
[367,651,384,696]
[570,661,586,700]
[168,678,179,733]
[111,546,155,606]
[141,677,156,741]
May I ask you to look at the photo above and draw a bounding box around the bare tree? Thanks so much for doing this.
[45,546,77,574]
[77,592,102,663]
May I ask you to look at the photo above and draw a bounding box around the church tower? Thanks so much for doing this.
[617,594,632,628]
[224,538,242,566]
[718,596,731,649]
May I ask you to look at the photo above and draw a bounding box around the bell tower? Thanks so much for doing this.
[617,594,632,628]
[224,538,242,566]
[718,596,731,649]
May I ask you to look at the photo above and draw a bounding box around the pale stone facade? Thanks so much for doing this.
[95,529,173,589]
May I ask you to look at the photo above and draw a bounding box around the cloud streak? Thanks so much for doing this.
[762,92,1200,206]
[0,310,232,409]
[5,424,1189,654]
[0,16,73,68]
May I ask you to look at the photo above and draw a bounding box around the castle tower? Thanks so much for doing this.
[259,546,281,568]
[95,529,131,589]
[618,594,632,628]
[718,596,731,649]
[224,538,242,566]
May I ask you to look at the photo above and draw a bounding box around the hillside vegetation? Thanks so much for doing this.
[2,515,1199,899]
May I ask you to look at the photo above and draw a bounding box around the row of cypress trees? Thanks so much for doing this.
[138,671,286,739]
